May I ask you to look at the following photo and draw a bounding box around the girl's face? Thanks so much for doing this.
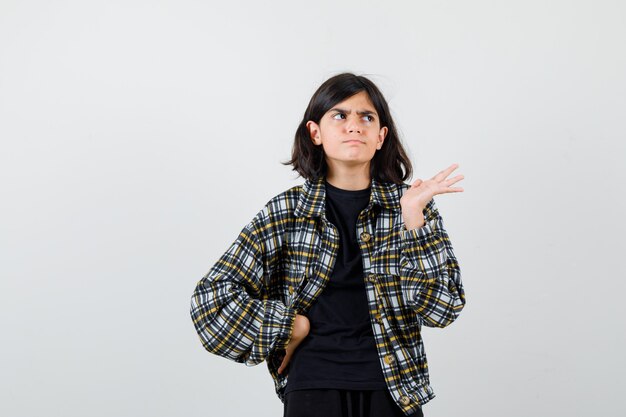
[306,91,388,173]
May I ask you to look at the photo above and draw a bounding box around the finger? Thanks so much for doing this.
[411,179,423,188]
[433,163,459,181]
[277,353,291,375]
[445,174,465,186]
[442,187,464,193]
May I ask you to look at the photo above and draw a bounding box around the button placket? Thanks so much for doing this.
[375,311,383,324]
[374,304,384,326]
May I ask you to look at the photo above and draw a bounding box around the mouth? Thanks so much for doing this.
[344,140,364,144]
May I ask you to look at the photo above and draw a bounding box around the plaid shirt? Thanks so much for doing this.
[190,175,466,414]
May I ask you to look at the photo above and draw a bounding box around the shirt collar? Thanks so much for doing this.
[294,175,401,218]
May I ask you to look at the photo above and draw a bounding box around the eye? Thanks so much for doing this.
[363,115,375,122]
[332,113,346,120]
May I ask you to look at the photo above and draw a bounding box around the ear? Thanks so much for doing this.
[306,121,322,145]
[377,126,388,150]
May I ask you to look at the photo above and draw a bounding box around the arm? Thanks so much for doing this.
[399,198,466,328]
[398,163,466,328]
[190,204,296,366]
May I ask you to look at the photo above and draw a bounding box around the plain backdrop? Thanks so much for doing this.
[1,1,625,416]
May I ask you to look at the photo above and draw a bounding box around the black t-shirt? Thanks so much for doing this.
[284,180,387,394]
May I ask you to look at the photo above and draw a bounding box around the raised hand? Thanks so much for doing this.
[400,163,464,230]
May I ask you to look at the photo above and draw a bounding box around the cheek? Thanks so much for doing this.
[321,142,338,154]
[319,125,339,138]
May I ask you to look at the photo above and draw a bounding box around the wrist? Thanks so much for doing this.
[404,218,425,230]
[401,208,425,230]
[292,314,310,340]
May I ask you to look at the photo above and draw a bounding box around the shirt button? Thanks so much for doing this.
[360,232,371,242]
[399,396,411,406]
[288,285,294,295]
[384,354,395,365]
[366,273,377,283]
[375,312,383,324]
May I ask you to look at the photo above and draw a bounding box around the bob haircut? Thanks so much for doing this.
[283,73,412,184]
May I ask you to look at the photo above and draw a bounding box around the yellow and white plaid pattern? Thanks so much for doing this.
[190,175,466,415]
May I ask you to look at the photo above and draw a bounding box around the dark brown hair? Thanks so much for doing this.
[282,73,412,184]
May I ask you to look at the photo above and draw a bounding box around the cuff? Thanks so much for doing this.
[399,221,446,283]
[272,306,297,353]
[401,221,435,242]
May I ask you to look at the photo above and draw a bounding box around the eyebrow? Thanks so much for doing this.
[328,107,378,117]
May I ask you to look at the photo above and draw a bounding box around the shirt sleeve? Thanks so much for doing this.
[399,198,466,328]
[190,204,296,366]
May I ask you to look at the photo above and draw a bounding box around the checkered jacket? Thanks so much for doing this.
[190,175,466,415]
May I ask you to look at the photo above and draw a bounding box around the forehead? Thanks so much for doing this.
[327,91,377,113]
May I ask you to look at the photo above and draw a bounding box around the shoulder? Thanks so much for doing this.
[264,184,302,213]
[397,182,410,195]
[249,184,303,228]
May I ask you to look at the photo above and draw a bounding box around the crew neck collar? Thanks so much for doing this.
[294,176,402,218]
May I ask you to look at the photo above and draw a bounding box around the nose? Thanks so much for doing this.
[346,115,362,133]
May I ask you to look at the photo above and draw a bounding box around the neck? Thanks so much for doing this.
[325,163,371,190]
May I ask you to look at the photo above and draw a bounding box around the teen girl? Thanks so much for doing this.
[190,73,466,417]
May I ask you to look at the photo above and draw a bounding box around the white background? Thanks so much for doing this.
[1,1,625,416]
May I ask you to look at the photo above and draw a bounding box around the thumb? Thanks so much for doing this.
[411,179,423,188]
[277,351,292,375]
